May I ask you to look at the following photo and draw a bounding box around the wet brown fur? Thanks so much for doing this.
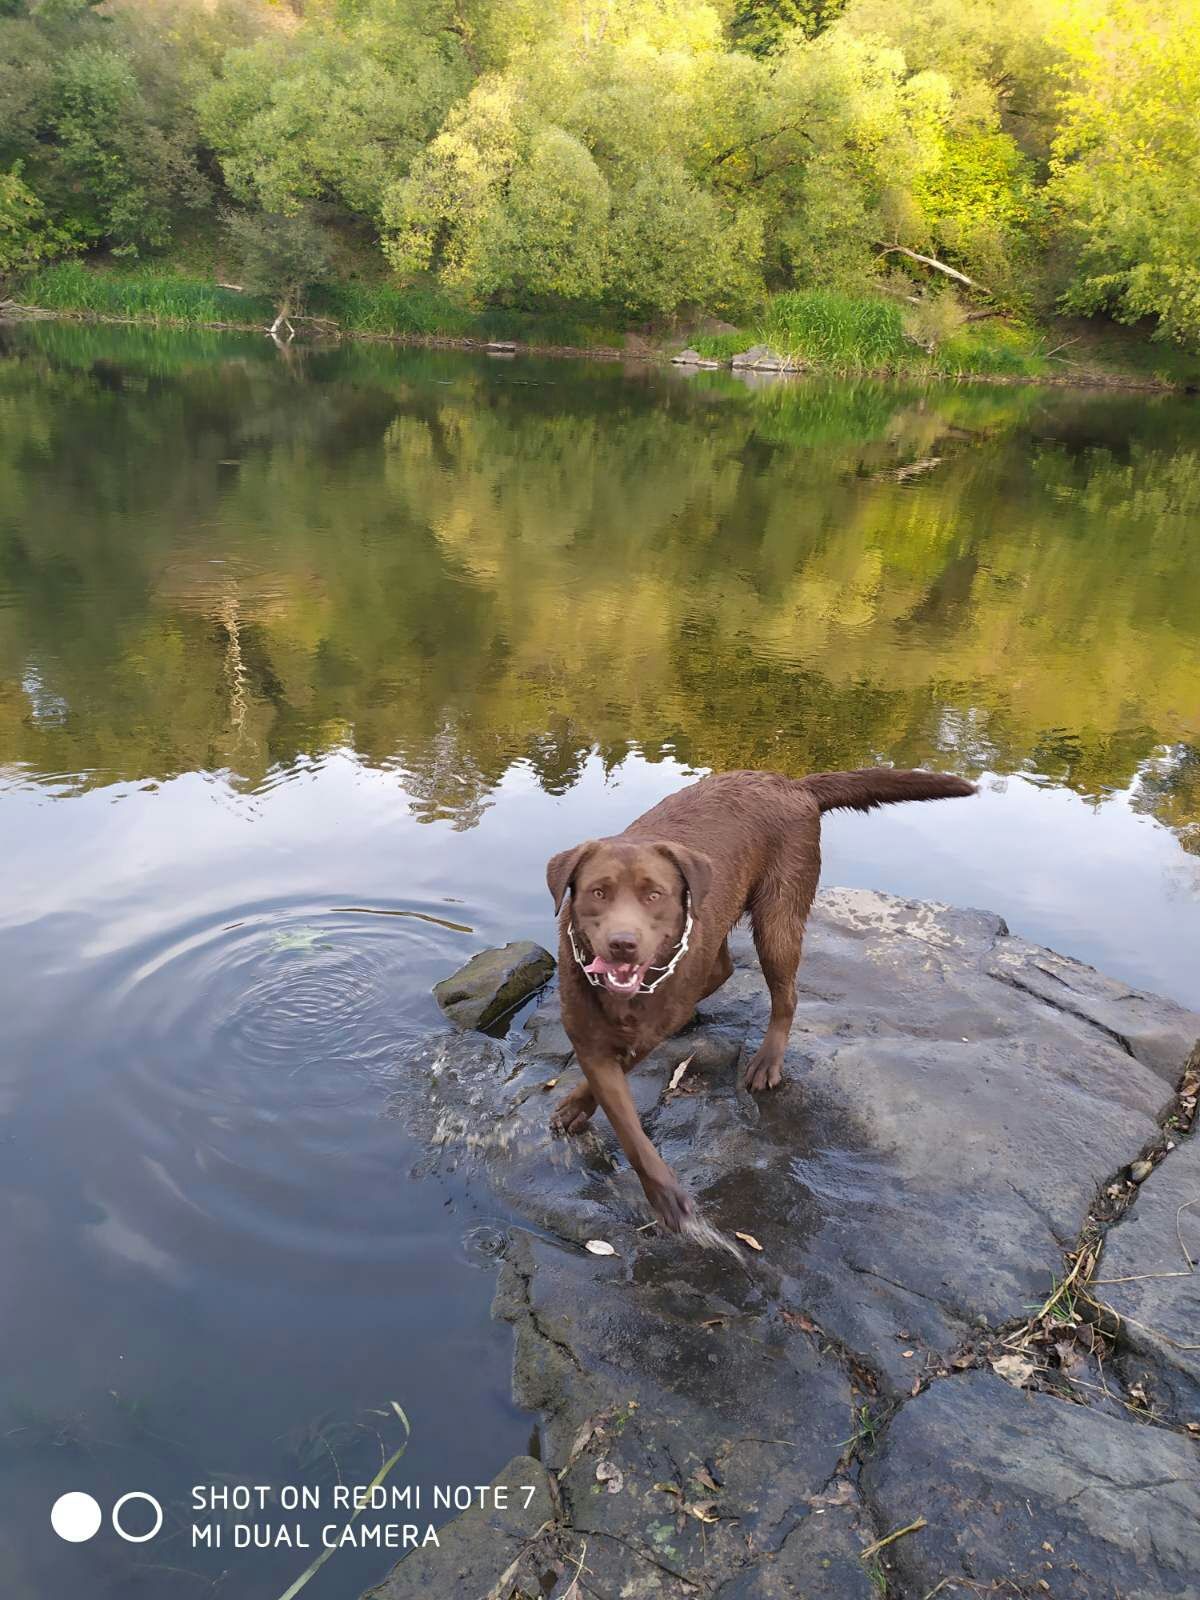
[546,767,976,1231]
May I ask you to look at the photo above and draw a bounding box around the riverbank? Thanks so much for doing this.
[4,264,1198,391]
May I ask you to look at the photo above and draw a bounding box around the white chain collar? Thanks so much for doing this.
[567,895,693,997]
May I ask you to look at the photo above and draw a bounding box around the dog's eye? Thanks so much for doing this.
[591,887,606,900]
[646,890,661,902]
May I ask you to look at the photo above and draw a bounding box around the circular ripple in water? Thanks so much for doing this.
[111,905,451,1114]
[80,901,473,1267]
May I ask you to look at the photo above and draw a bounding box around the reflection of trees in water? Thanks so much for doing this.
[1,329,1198,847]
[1134,746,1200,856]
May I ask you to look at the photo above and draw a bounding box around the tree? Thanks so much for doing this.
[0,161,76,274]
[198,3,471,229]
[0,0,225,257]
[1049,0,1200,346]
[730,0,850,55]
[221,205,332,334]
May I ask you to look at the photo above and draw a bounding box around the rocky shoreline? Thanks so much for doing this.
[372,889,1200,1599]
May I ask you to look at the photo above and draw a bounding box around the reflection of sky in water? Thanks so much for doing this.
[5,750,1197,1008]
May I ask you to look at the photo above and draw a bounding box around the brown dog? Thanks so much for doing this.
[546,768,975,1230]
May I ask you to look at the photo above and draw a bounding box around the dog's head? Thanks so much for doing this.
[546,838,711,996]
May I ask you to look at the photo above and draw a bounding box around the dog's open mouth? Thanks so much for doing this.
[584,956,649,995]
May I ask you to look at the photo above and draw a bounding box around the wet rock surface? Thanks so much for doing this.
[864,1369,1200,1599]
[433,940,555,1032]
[1095,1070,1200,1421]
[365,1456,555,1600]
[376,889,1200,1599]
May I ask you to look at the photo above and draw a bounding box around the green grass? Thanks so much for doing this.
[692,291,909,368]
[691,289,1050,378]
[16,261,277,324]
[765,290,910,366]
[12,260,625,349]
[688,330,749,361]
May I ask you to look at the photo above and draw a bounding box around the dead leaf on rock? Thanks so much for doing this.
[559,1414,606,1480]
[692,1466,720,1493]
[654,1482,682,1497]
[585,1239,616,1256]
[782,1309,817,1333]
[734,1231,763,1252]
[991,1352,1036,1388]
[540,1077,559,1091]
[1055,1340,1086,1378]
[685,1501,719,1523]
[667,1054,695,1093]
[699,1316,726,1329]
[595,1460,624,1494]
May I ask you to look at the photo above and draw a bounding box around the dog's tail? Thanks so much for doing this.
[800,767,976,815]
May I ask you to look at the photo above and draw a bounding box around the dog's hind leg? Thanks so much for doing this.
[743,873,816,1092]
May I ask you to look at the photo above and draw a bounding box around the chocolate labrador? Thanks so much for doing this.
[546,767,976,1230]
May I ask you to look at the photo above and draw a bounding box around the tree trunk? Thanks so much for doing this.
[267,298,295,344]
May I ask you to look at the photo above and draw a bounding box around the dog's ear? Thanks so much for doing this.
[546,840,597,916]
[654,843,713,913]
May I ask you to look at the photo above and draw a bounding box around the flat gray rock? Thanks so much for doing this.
[729,346,801,371]
[671,347,720,367]
[1095,1079,1200,1420]
[862,1370,1200,1600]
[432,939,554,1031]
[376,889,1200,1599]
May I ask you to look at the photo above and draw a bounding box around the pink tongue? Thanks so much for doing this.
[585,957,636,979]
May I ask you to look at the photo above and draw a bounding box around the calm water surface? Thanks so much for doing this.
[1,323,1198,1598]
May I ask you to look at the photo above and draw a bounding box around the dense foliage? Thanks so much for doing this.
[1,0,1197,346]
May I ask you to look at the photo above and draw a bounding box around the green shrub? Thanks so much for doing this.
[761,291,908,366]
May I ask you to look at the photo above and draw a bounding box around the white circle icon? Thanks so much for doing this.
[112,1491,163,1543]
[51,1492,103,1543]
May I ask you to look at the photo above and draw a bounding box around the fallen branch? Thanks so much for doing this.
[1177,1197,1198,1273]
[875,244,991,296]
[860,1516,927,1561]
[0,298,60,319]
[1041,336,1082,360]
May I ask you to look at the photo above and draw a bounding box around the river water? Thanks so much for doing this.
[1,322,1197,1598]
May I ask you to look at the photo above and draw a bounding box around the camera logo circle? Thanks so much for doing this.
[112,1492,164,1542]
[51,1492,103,1543]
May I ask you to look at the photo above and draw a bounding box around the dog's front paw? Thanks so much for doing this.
[551,1084,597,1135]
[742,1044,785,1093]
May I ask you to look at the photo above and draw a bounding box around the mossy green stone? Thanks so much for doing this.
[433,941,555,1031]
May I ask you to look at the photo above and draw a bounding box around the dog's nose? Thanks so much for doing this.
[608,932,639,962]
